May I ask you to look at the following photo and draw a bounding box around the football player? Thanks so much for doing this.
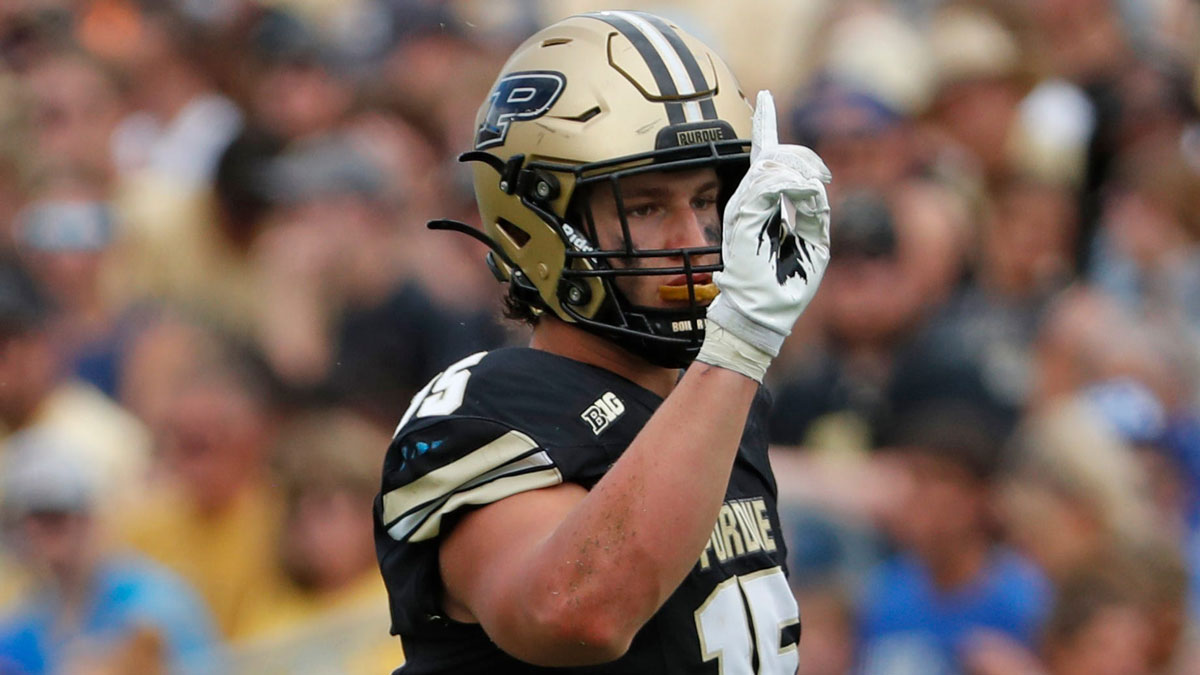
[375,11,831,674]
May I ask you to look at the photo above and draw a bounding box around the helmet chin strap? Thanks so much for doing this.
[560,278,709,369]
[621,307,708,369]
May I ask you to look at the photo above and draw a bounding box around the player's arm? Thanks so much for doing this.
[440,92,832,666]
[440,362,758,665]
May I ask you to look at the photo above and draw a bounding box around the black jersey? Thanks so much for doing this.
[374,348,798,674]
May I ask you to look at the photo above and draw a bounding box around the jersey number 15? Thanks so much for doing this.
[695,567,799,674]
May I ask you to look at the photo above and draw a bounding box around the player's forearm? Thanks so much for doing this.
[516,363,758,655]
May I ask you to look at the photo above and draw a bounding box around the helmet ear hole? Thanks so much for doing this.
[496,218,531,247]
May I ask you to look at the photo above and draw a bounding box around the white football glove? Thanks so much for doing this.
[696,90,832,382]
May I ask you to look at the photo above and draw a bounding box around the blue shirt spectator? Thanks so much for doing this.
[0,432,222,674]
[0,556,223,674]
[857,549,1051,675]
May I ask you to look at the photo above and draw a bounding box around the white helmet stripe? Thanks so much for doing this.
[605,11,704,123]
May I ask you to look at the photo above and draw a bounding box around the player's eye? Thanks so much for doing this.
[624,203,658,219]
[691,196,717,211]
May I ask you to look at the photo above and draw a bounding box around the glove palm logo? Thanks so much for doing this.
[755,206,816,286]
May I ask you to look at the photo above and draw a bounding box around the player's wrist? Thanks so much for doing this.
[696,305,779,383]
[704,296,788,357]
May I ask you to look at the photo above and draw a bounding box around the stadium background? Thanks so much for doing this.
[1,0,1200,672]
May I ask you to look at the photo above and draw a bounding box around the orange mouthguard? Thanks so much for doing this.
[658,283,719,302]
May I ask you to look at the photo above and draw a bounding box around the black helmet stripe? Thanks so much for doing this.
[635,12,719,120]
[588,12,689,125]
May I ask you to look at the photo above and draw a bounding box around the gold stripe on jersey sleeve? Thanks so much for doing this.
[396,465,563,542]
[381,429,544,527]
[386,449,558,541]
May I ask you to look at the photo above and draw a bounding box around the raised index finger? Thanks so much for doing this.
[751,90,778,164]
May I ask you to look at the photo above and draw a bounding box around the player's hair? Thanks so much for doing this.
[501,284,541,327]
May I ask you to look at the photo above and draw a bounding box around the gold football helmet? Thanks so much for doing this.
[432,11,752,366]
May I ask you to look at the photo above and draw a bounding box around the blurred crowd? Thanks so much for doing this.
[0,0,1198,673]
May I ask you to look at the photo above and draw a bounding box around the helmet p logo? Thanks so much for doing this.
[475,71,566,150]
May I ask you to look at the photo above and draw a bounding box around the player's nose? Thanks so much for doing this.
[662,203,711,250]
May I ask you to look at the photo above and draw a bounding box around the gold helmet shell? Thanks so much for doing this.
[462,11,753,366]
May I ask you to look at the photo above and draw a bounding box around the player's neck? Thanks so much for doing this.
[529,318,680,398]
